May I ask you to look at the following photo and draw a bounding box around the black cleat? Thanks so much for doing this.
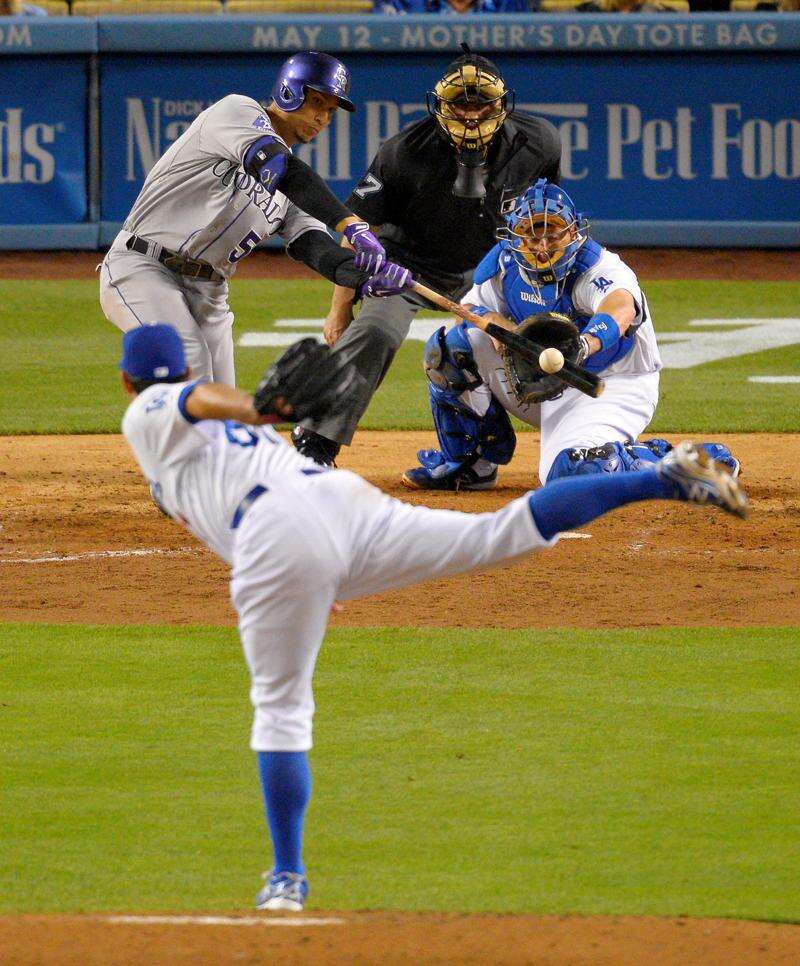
[291,426,341,467]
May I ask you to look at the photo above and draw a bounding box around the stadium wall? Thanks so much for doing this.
[0,14,798,249]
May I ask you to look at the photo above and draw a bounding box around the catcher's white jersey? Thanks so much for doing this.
[123,94,325,278]
[462,247,661,377]
[122,380,315,563]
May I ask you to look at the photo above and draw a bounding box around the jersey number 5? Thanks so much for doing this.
[229,230,261,263]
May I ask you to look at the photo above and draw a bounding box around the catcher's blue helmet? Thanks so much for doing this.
[498,179,589,289]
[271,51,355,114]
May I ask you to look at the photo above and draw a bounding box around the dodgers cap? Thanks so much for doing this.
[119,323,187,380]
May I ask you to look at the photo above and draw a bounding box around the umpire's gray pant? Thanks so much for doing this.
[303,293,421,445]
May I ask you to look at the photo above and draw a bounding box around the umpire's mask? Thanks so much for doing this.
[426,46,514,199]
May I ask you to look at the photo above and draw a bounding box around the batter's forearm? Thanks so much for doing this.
[288,230,367,289]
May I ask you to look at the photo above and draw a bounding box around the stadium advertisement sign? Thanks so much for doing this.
[0,57,88,225]
[101,53,798,229]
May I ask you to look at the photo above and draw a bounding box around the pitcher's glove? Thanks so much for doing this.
[253,338,364,422]
[502,312,583,405]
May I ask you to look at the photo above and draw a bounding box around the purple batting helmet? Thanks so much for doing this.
[271,51,355,114]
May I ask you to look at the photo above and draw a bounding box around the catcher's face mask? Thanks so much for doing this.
[427,50,514,198]
[498,179,589,290]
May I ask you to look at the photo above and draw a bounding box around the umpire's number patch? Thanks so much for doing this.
[353,173,382,199]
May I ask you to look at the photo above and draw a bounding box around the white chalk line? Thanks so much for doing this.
[561,532,591,540]
[0,547,202,565]
[104,914,344,927]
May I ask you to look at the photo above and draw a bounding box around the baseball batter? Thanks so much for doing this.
[404,179,740,489]
[119,323,746,912]
[100,51,399,386]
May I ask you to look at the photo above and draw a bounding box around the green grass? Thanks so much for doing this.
[3,622,799,920]
[1,278,798,434]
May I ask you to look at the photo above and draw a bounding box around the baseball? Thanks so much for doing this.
[539,347,565,374]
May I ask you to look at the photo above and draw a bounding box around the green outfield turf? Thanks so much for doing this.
[1,278,799,434]
[3,622,798,920]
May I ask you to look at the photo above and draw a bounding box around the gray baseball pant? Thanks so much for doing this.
[302,293,421,445]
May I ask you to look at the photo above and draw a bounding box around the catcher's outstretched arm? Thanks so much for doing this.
[409,280,604,399]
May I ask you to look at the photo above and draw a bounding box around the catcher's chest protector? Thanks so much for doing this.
[500,239,603,326]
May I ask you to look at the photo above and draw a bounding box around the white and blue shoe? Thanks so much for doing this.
[255,870,309,912]
[656,441,748,519]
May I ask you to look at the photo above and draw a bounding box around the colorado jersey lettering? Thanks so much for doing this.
[121,94,326,278]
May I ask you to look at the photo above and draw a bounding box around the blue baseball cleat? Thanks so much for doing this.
[402,464,498,491]
[656,442,748,519]
[255,870,309,912]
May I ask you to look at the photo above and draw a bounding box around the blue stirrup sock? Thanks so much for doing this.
[529,468,674,541]
[257,751,311,875]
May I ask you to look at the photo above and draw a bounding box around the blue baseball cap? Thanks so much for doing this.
[119,323,187,380]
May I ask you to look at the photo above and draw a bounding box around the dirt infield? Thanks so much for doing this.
[2,912,799,965]
[2,433,798,962]
[1,431,798,629]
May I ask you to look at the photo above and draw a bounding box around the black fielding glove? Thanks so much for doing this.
[253,338,364,423]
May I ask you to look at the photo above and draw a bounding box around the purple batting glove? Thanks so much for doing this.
[343,221,386,275]
[361,261,413,299]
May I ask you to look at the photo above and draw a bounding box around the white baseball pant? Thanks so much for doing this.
[230,469,554,752]
[464,327,660,482]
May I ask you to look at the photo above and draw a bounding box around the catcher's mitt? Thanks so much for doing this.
[502,312,583,405]
[253,338,363,422]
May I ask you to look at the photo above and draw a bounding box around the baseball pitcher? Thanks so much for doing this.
[120,323,746,912]
[403,179,741,490]
[100,51,411,386]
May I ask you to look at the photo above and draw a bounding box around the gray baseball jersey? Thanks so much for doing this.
[123,94,326,278]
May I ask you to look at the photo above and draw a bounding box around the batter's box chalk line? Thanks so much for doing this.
[0,547,203,564]
[103,915,344,927]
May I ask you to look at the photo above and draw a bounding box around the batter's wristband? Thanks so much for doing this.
[584,313,620,353]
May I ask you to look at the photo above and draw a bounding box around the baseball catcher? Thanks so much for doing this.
[403,178,741,489]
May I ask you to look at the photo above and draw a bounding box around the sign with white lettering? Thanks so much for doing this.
[100,53,799,228]
[0,56,87,224]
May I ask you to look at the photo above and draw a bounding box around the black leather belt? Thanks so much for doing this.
[126,234,223,283]
[230,484,268,530]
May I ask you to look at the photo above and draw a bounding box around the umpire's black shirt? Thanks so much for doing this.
[346,113,562,297]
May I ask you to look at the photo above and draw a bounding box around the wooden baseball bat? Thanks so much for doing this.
[409,279,605,399]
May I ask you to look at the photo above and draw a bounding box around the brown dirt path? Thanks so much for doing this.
[1,249,797,281]
[1,912,799,965]
[1,431,797,629]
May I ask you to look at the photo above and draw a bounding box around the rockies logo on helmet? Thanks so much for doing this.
[271,51,356,114]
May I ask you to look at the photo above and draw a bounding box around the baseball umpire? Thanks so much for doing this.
[291,45,562,465]
[120,323,746,912]
[100,51,409,387]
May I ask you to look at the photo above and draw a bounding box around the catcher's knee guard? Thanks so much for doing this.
[428,383,516,474]
[420,322,516,475]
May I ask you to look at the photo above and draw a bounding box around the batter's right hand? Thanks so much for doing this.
[324,305,353,346]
